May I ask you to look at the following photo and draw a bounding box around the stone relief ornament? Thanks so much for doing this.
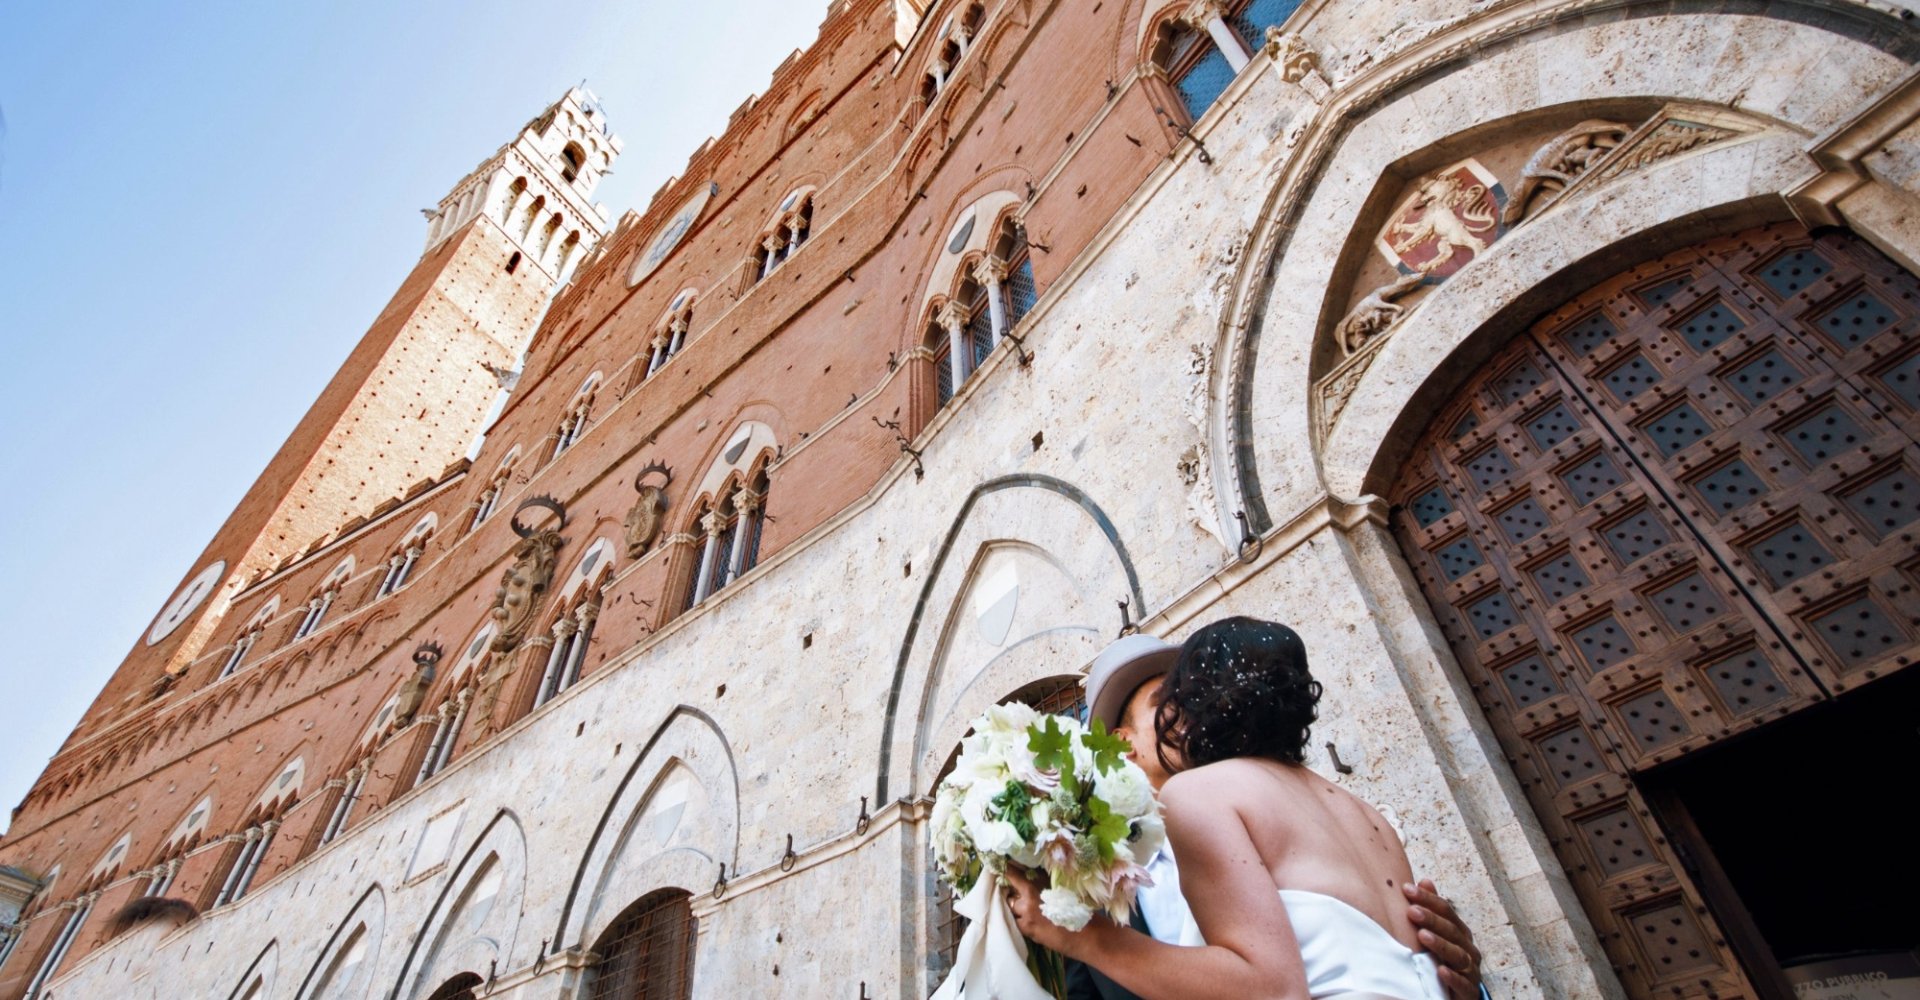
[1584,116,1741,185]
[1264,28,1329,102]
[489,497,569,655]
[624,461,674,559]
[1338,271,1427,353]
[1377,159,1504,280]
[393,642,443,726]
[1502,119,1633,225]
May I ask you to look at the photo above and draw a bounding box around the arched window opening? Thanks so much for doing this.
[919,72,940,111]
[211,816,280,908]
[218,627,261,681]
[142,856,184,899]
[318,763,368,847]
[960,2,986,43]
[683,472,767,611]
[416,688,473,784]
[562,143,586,183]
[991,221,1039,331]
[1154,0,1302,123]
[426,972,485,1000]
[471,454,518,532]
[21,896,93,999]
[294,584,341,641]
[646,293,697,379]
[505,251,522,274]
[751,194,814,285]
[583,889,697,1000]
[499,178,527,224]
[533,588,602,709]
[520,195,546,241]
[552,389,597,463]
[378,521,434,598]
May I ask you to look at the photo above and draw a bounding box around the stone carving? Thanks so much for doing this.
[1502,120,1633,224]
[1382,165,1500,277]
[1338,272,1427,353]
[1586,118,1739,185]
[624,462,674,558]
[1320,340,1383,431]
[489,497,568,654]
[1264,28,1329,101]
[393,642,442,726]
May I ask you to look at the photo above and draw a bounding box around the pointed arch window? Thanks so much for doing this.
[22,896,93,999]
[471,453,519,532]
[533,593,601,709]
[583,889,697,1000]
[918,3,986,111]
[379,518,435,598]
[684,472,768,611]
[751,194,814,284]
[212,821,279,907]
[319,765,368,846]
[646,292,697,379]
[142,857,183,899]
[218,627,261,680]
[553,378,601,461]
[415,690,472,783]
[1154,0,1301,123]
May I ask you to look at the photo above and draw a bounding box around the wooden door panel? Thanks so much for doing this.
[1390,224,1920,1000]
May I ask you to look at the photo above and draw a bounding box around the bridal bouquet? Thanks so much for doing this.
[929,702,1166,1000]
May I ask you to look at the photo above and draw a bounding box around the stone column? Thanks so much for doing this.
[972,255,1010,344]
[1185,0,1251,72]
[668,314,689,355]
[784,212,810,259]
[760,234,784,279]
[564,602,599,688]
[727,489,763,581]
[537,617,578,704]
[646,334,669,376]
[399,545,421,585]
[691,510,726,604]
[938,300,972,389]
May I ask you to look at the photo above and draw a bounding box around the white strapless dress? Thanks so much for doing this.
[1176,889,1446,1000]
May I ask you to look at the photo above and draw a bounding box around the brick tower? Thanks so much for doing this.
[68,89,622,748]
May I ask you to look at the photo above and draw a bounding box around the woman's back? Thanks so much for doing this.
[1187,757,1423,953]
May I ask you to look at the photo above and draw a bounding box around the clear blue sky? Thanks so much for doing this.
[0,0,832,836]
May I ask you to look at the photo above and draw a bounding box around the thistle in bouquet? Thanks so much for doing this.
[929,702,1166,1000]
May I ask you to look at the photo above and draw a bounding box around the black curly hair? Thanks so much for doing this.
[1154,616,1322,771]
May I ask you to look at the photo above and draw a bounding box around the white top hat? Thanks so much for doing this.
[1084,633,1179,729]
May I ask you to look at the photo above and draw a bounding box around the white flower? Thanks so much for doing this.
[1041,886,1096,932]
[1130,811,1167,859]
[1092,763,1153,817]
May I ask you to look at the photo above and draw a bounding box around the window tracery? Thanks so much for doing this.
[645,291,698,380]
[750,192,814,284]
[1151,0,1302,123]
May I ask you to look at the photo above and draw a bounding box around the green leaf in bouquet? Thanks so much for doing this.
[1082,718,1131,775]
[1084,794,1131,862]
[992,780,1038,843]
[1028,715,1073,774]
[1057,765,1081,802]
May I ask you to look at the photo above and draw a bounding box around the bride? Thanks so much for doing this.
[1007,617,1446,1000]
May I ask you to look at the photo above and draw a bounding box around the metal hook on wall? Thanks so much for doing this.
[1117,598,1139,637]
[780,834,798,872]
[713,861,730,899]
[855,796,871,836]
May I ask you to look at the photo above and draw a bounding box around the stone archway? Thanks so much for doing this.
[1388,222,1920,999]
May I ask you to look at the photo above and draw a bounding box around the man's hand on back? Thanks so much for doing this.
[1404,879,1485,1000]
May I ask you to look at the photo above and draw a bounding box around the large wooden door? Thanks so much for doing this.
[1390,223,1920,999]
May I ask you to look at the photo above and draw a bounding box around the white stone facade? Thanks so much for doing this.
[36,2,1920,999]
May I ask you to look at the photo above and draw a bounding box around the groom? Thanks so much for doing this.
[1064,634,1490,1000]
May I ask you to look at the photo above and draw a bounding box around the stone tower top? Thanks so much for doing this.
[423,87,625,283]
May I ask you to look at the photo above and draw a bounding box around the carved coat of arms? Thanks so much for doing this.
[1375,159,1505,280]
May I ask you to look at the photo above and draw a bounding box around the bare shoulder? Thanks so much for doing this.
[1162,759,1279,808]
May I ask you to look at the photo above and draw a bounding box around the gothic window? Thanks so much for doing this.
[533,590,602,709]
[471,450,520,531]
[22,896,93,999]
[683,470,769,611]
[917,4,985,112]
[645,291,697,379]
[562,143,586,183]
[211,821,278,907]
[506,251,522,274]
[379,517,436,598]
[992,221,1039,331]
[295,561,352,641]
[416,691,472,783]
[499,178,527,225]
[1153,0,1302,123]
[552,376,601,461]
[319,766,367,846]
[751,192,814,285]
[142,857,182,899]
[582,889,697,1000]
[218,629,260,680]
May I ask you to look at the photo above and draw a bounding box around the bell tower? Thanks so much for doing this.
[63,90,623,742]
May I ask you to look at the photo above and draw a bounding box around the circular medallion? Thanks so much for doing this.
[147,561,226,645]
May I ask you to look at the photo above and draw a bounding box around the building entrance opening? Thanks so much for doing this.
[1390,222,1920,999]
[1642,664,1920,996]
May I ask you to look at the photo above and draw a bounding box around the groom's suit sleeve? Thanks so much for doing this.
[1063,907,1153,1000]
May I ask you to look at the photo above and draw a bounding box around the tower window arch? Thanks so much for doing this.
[645,291,698,379]
[217,598,279,681]
[532,537,615,709]
[917,3,986,112]
[552,375,602,461]
[582,889,697,1000]
[294,559,354,641]
[378,516,437,598]
[561,142,586,183]
[471,448,521,531]
[925,215,1039,408]
[1151,0,1303,123]
[750,191,814,284]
